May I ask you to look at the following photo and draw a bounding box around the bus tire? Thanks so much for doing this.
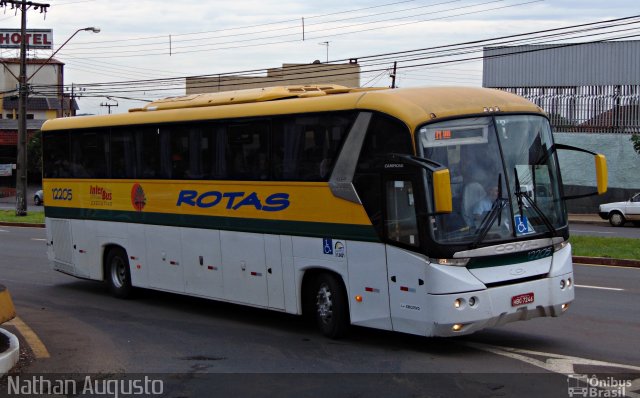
[105,247,133,299]
[312,273,349,339]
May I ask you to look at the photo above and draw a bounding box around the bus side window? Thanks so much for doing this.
[110,128,136,179]
[385,180,419,247]
[70,130,108,178]
[225,121,270,180]
[43,132,71,178]
[169,128,189,179]
[272,112,353,181]
[135,127,161,179]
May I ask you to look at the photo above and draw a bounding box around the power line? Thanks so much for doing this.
[56,0,525,58]
[63,0,427,46]
[63,0,462,51]
[40,14,640,90]
[31,16,640,99]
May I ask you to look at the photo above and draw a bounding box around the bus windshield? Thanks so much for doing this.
[419,115,566,245]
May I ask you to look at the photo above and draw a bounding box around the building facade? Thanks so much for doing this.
[186,62,361,94]
[0,58,77,193]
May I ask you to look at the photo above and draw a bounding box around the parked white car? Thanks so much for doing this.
[598,192,640,227]
[34,189,44,206]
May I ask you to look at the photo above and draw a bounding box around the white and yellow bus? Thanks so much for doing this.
[41,85,607,338]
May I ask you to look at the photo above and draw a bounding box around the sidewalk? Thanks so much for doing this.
[568,213,607,225]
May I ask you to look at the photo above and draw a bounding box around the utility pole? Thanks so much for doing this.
[3,0,51,216]
[390,61,397,89]
[319,41,329,63]
[100,100,118,114]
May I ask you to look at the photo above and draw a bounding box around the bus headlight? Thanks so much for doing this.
[553,240,568,252]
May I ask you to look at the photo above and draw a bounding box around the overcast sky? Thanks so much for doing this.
[1,0,638,114]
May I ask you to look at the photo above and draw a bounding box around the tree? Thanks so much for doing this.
[27,130,42,182]
[632,134,640,155]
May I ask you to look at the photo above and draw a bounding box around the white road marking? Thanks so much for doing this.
[575,284,624,291]
[0,229,8,232]
[31,238,47,241]
[465,342,640,397]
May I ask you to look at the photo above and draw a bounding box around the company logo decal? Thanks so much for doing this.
[131,183,146,212]
[176,190,289,212]
[89,185,113,207]
[334,241,345,258]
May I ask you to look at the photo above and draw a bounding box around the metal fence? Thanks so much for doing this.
[496,85,640,134]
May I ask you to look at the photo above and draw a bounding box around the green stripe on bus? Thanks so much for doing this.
[44,206,380,242]
[467,247,553,269]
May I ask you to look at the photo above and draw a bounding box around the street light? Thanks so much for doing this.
[15,26,100,216]
[27,27,101,84]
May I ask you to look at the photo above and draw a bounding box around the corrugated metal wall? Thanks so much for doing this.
[483,42,640,87]
[483,42,640,133]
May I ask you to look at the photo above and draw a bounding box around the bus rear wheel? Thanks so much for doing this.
[106,247,133,299]
[312,273,349,339]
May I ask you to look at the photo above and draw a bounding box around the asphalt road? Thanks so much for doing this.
[0,225,639,397]
[570,222,640,239]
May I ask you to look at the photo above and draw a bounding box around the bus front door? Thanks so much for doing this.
[384,176,430,336]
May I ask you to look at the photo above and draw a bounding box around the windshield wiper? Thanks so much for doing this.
[471,174,508,248]
[514,167,557,237]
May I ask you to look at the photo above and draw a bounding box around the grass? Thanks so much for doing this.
[0,209,45,224]
[570,235,640,260]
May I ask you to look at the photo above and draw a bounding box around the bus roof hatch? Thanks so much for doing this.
[130,85,355,112]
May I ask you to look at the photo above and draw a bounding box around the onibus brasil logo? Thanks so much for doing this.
[567,374,632,397]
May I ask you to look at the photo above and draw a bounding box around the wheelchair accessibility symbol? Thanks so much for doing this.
[323,238,333,255]
[515,215,530,234]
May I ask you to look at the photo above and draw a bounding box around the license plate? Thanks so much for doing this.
[511,292,534,307]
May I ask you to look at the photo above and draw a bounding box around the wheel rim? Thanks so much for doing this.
[110,257,127,288]
[316,283,333,325]
[611,214,623,225]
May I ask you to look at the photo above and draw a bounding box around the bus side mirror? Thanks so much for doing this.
[432,168,453,213]
[595,154,608,195]
[554,143,608,200]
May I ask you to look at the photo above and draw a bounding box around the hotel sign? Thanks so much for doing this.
[0,29,53,49]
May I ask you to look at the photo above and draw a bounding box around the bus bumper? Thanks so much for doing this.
[427,272,574,337]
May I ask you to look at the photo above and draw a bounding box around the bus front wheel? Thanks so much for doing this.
[312,273,349,339]
[105,247,133,299]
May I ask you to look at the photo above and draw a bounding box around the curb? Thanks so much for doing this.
[573,256,640,268]
[0,222,44,228]
[0,328,19,375]
[0,286,16,325]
